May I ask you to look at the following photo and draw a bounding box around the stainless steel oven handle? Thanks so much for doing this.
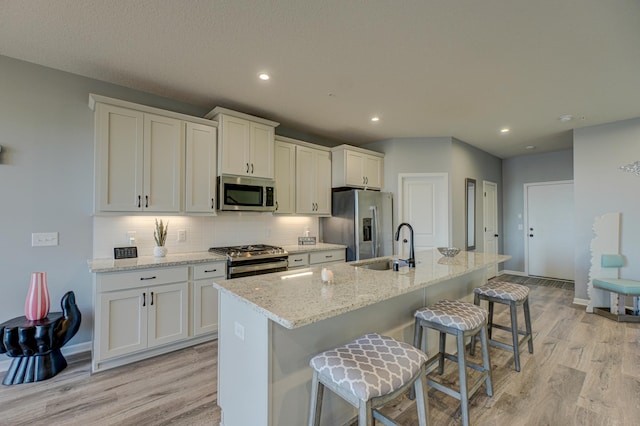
[229,259,289,275]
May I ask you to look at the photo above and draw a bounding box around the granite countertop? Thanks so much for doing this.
[88,252,228,273]
[281,243,347,254]
[213,249,510,330]
[88,244,346,273]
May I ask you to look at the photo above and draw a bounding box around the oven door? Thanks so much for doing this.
[228,258,288,279]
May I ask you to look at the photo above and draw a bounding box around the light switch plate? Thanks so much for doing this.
[32,232,58,247]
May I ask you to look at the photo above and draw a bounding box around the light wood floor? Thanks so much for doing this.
[1,277,639,425]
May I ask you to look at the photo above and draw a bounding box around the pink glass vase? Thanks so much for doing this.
[25,272,50,321]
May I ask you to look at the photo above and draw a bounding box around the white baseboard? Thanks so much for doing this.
[0,341,91,373]
[573,298,589,306]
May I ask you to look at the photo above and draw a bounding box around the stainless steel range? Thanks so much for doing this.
[208,244,288,279]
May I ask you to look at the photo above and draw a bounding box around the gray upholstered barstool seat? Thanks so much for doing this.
[470,281,533,372]
[413,300,492,426]
[308,333,429,426]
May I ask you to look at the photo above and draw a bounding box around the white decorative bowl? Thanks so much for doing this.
[437,247,460,257]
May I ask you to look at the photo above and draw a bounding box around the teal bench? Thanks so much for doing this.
[593,254,640,322]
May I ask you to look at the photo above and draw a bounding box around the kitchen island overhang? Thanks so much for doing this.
[213,249,510,426]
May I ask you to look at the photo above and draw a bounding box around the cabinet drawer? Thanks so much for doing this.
[288,253,309,269]
[98,266,188,292]
[193,262,226,280]
[309,249,346,265]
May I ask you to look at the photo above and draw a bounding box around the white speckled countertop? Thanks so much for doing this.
[88,252,227,273]
[281,243,346,254]
[87,244,346,273]
[213,249,510,330]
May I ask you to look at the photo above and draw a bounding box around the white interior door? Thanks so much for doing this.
[526,181,574,280]
[397,173,449,257]
[483,181,499,278]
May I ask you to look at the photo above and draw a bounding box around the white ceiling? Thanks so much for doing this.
[1,0,639,158]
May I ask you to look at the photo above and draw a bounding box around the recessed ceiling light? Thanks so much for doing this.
[558,114,573,122]
[371,116,380,122]
[526,145,536,150]
[500,128,510,133]
[258,73,270,81]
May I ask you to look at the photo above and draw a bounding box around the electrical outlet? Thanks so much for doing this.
[177,229,186,242]
[32,232,58,247]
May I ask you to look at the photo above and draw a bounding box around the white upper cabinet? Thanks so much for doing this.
[331,145,384,190]
[206,107,278,179]
[274,139,296,214]
[94,103,183,212]
[185,122,217,213]
[296,145,331,215]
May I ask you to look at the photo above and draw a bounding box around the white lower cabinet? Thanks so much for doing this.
[192,262,224,336]
[288,249,346,269]
[93,263,222,373]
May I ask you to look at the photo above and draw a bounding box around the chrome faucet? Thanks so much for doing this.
[395,222,416,268]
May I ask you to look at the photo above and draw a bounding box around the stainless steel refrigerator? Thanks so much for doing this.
[321,190,393,261]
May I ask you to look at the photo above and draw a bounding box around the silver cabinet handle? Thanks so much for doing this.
[246,163,250,173]
[150,291,154,306]
[142,292,146,307]
[145,195,149,208]
[211,198,215,209]
[137,195,141,208]
[204,269,218,273]
[251,163,254,174]
[140,276,157,281]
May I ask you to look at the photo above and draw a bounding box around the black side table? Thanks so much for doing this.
[0,291,81,385]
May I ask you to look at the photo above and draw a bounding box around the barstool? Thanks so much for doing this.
[470,281,533,372]
[413,300,492,426]
[308,333,429,426]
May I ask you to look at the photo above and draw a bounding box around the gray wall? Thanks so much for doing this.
[501,150,574,272]
[573,118,640,300]
[364,137,503,252]
[451,138,503,252]
[0,55,210,345]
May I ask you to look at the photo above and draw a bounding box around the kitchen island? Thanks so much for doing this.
[213,249,509,426]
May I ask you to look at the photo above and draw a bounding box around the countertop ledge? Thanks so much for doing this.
[281,243,347,254]
[213,250,510,330]
[88,252,227,273]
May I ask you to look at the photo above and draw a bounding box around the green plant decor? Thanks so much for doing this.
[154,219,168,247]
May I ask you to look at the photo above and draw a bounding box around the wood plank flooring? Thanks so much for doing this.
[1,275,638,425]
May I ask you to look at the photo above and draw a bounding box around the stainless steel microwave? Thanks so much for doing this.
[218,175,276,212]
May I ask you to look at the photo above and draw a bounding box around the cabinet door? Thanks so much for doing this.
[345,150,365,187]
[147,282,189,348]
[363,155,382,189]
[143,114,183,212]
[274,141,296,214]
[185,122,218,213]
[98,288,147,360]
[250,123,275,178]
[314,150,332,215]
[219,115,251,176]
[95,103,144,212]
[295,146,315,214]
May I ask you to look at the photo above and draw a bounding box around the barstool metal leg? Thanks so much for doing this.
[509,300,521,372]
[456,329,470,426]
[524,298,534,354]
[308,371,324,426]
[479,325,493,396]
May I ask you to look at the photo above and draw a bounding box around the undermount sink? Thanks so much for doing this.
[351,259,409,271]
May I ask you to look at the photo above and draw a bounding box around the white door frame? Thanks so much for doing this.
[397,173,450,256]
[524,180,574,277]
[483,180,498,278]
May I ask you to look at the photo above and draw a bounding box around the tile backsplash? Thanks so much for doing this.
[93,214,319,258]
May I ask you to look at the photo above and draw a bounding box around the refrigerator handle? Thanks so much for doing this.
[370,205,379,258]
